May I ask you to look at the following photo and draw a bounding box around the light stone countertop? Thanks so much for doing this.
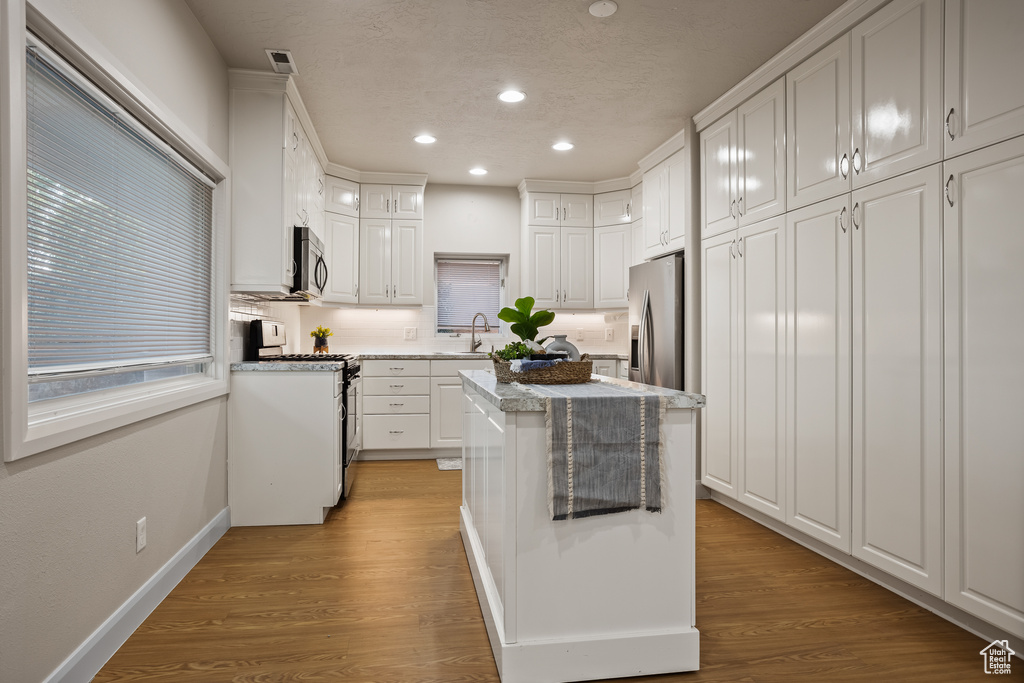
[230,361,346,372]
[356,351,627,361]
[460,369,705,412]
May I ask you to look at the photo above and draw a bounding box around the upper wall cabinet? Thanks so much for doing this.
[361,184,424,220]
[527,193,593,228]
[524,226,594,309]
[787,0,942,210]
[643,146,694,259]
[594,189,633,227]
[701,78,787,240]
[325,176,359,217]
[358,218,423,305]
[323,212,359,304]
[943,0,1024,158]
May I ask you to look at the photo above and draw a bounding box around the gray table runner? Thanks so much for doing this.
[530,382,665,520]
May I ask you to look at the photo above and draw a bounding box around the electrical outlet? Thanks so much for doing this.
[605,328,614,342]
[136,517,147,553]
[576,328,585,341]
[404,327,417,341]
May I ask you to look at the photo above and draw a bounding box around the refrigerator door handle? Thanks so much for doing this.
[639,289,654,384]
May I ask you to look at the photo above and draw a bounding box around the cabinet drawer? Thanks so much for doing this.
[362,359,430,376]
[363,414,429,449]
[363,395,430,414]
[429,359,492,376]
[362,376,430,396]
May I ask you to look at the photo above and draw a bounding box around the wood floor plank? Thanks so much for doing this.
[94,460,1019,682]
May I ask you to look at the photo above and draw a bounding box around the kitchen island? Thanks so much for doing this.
[459,370,704,683]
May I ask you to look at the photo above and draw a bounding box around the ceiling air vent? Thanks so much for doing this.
[265,49,298,75]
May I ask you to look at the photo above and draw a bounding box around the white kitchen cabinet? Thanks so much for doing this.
[943,0,1024,159]
[738,79,787,226]
[325,175,359,217]
[593,189,633,227]
[229,72,324,295]
[323,212,359,304]
[942,137,1024,639]
[785,195,852,552]
[700,229,738,499]
[630,183,643,221]
[594,223,631,308]
[360,184,424,220]
[362,361,429,450]
[593,359,615,377]
[228,370,343,525]
[630,219,645,267]
[524,225,594,309]
[526,192,593,228]
[700,112,739,239]
[644,146,693,258]
[430,359,492,449]
[358,218,422,305]
[851,166,943,595]
[787,0,942,210]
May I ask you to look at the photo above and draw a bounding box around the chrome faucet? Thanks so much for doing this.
[470,312,491,351]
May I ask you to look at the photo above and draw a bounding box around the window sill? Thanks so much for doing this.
[9,375,228,461]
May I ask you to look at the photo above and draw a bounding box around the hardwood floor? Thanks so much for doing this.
[95,460,1015,682]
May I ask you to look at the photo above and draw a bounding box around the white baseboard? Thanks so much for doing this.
[706,492,1024,659]
[360,447,459,461]
[44,507,231,683]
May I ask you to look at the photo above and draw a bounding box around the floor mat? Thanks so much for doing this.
[436,458,462,471]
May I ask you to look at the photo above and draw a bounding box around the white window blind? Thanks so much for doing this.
[25,39,214,402]
[436,259,502,334]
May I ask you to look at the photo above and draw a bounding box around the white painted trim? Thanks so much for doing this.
[693,0,888,131]
[518,177,631,196]
[361,171,428,186]
[707,492,1024,659]
[43,507,231,683]
[636,124,690,174]
[360,447,458,461]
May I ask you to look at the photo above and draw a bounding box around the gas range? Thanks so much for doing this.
[246,320,359,379]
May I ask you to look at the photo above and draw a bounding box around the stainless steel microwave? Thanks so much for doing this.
[292,226,327,299]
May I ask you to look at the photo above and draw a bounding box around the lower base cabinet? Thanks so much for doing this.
[430,359,492,448]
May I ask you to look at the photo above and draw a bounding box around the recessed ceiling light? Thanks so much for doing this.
[498,90,526,103]
[552,142,574,151]
[414,134,436,144]
[469,167,488,176]
[589,1,618,18]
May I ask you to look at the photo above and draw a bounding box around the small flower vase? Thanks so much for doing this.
[313,336,328,354]
[545,334,580,361]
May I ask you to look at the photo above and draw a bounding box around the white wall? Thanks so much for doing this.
[0,2,229,681]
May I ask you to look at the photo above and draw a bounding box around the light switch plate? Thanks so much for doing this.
[605,328,614,341]
[576,328,585,341]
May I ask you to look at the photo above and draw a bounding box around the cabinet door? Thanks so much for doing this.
[701,112,739,239]
[944,0,1024,158]
[630,183,643,221]
[943,137,1024,638]
[595,224,630,308]
[390,220,423,305]
[358,218,391,304]
[701,230,738,498]
[736,216,786,521]
[738,78,786,226]
[560,226,594,308]
[392,185,424,219]
[560,193,594,228]
[643,162,669,258]
[528,193,561,226]
[594,189,631,227]
[666,150,690,249]
[851,167,943,594]
[851,0,942,188]
[431,376,466,448]
[593,360,615,377]
[785,195,852,552]
[360,184,392,219]
[630,220,644,267]
[323,212,359,304]
[526,226,561,309]
[787,35,851,210]
[325,176,359,216]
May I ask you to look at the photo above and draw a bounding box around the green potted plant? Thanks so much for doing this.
[310,325,333,354]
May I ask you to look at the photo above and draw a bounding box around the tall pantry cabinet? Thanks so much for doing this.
[698,0,1024,640]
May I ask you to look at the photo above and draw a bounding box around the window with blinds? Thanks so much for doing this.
[25,39,214,403]
[436,258,504,334]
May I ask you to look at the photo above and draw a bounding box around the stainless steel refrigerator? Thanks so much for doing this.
[628,255,683,390]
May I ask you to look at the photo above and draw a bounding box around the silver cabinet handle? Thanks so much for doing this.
[945,108,955,141]
[730,199,736,219]
[563,289,567,303]
[730,240,736,259]
[355,284,359,298]
[945,174,955,207]
[737,196,744,216]
[852,202,860,230]
[737,237,744,258]
[388,367,404,372]
[389,402,404,407]
[626,202,631,218]
[840,153,850,179]
[386,198,390,213]
[853,148,862,174]
[389,384,404,389]
[385,285,390,298]
[839,206,848,233]
[389,430,404,435]
[355,196,360,212]
[292,132,298,150]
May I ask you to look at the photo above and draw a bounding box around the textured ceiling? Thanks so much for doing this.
[186,0,847,187]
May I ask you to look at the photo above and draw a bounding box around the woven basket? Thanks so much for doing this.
[492,354,593,384]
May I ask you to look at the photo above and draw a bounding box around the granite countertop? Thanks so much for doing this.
[230,361,346,372]
[357,351,627,361]
[460,369,706,412]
